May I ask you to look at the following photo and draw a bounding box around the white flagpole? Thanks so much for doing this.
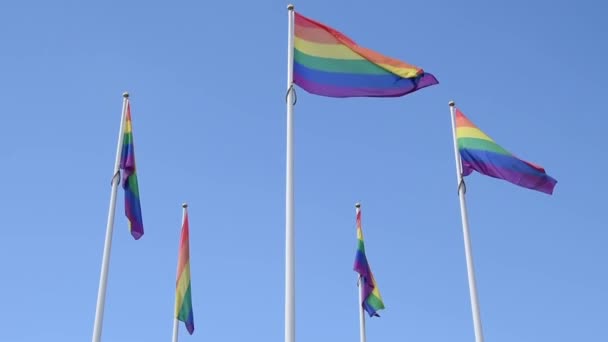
[92,92,130,342]
[171,203,189,342]
[449,100,484,342]
[171,318,179,342]
[358,276,367,342]
[356,203,366,342]
[285,5,296,342]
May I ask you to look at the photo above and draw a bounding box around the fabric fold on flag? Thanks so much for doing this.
[175,209,194,335]
[119,101,144,239]
[294,12,438,98]
[353,208,385,317]
[455,108,557,194]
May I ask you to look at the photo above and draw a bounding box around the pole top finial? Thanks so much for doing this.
[122,92,129,98]
[355,202,361,208]
[287,4,294,10]
[449,100,455,107]
[182,203,188,209]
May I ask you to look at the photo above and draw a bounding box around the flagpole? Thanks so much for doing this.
[171,203,189,342]
[285,4,296,342]
[356,203,366,342]
[171,318,179,342]
[358,276,367,342]
[92,92,129,342]
[449,100,484,342]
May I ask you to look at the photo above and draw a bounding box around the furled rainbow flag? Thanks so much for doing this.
[175,209,194,335]
[353,205,385,317]
[120,101,144,239]
[456,108,557,194]
[293,11,438,98]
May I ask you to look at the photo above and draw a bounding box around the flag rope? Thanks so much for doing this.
[285,84,297,105]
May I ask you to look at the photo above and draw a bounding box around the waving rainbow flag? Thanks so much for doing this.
[175,208,194,335]
[353,205,385,317]
[293,12,438,98]
[456,108,557,194]
[119,102,144,239]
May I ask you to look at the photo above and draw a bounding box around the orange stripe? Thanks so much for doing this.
[295,25,340,44]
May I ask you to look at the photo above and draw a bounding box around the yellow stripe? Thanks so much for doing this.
[174,264,191,316]
[124,118,132,133]
[457,127,494,142]
[356,227,363,240]
[295,37,363,60]
[369,272,383,302]
[377,63,420,78]
[295,37,420,78]
[371,286,383,300]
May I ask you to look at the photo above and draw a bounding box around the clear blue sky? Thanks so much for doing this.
[0,0,606,341]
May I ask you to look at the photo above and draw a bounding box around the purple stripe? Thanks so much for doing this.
[124,187,144,239]
[120,142,136,184]
[184,312,194,335]
[360,277,377,316]
[462,160,557,194]
[120,139,144,239]
[294,72,438,98]
[353,251,369,276]
[354,251,374,310]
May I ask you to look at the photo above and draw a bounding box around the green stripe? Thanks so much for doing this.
[294,49,388,75]
[127,174,140,196]
[366,293,385,311]
[177,284,193,321]
[123,133,133,145]
[458,137,510,155]
[357,240,366,254]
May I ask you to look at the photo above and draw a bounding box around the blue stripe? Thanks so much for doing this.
[354,251,369,269]
[294,61,418,89]
[184,311,194,335]
[124,178,144,239]
[460,148,549,177]
[364,301,380,317]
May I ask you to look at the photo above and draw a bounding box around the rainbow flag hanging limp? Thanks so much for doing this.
[353,206,385,317]
[456,108,557,194]
[120,102,144,239]
[293,12,438,98]
[175,209,194,335]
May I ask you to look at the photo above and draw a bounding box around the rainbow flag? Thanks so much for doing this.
[293,12,438,98]
[119,102,144,239]
[175,209,194,335]
[456,108,557,194]
[353,206,385,317]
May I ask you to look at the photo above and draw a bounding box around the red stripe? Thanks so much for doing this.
[294,12,422,72]
[455,109,476,128]
[176,211,190,279]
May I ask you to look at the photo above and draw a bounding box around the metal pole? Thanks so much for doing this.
[92,92,129,342]
[449,100,484,342]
